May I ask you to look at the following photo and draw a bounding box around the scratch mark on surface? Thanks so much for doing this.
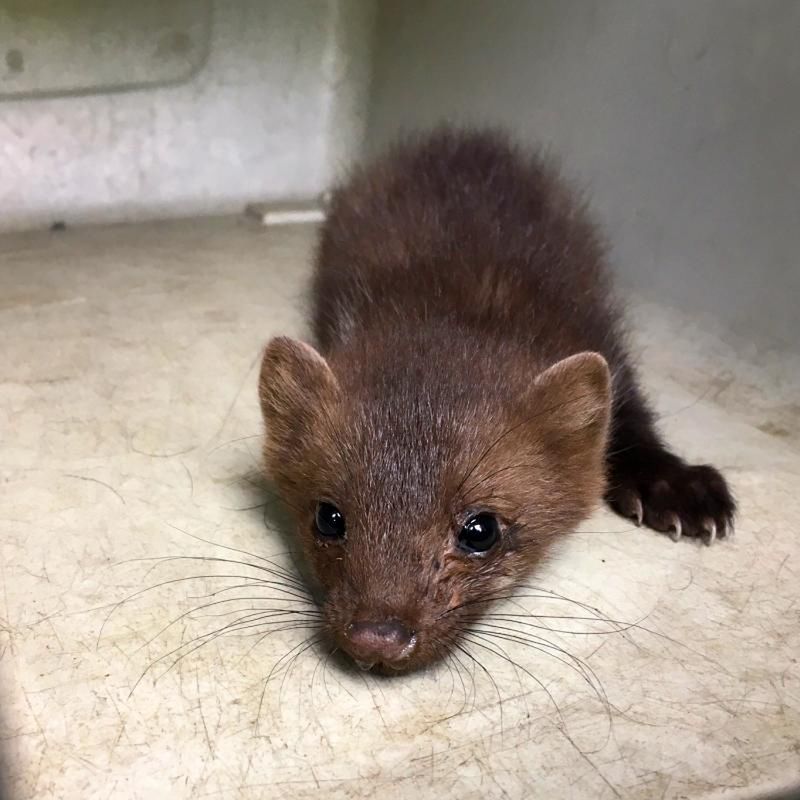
[237,754,254,792]
[196,667,214,757]
[585,639,609,661]
[0,557,13,654]
[736,583,757,614]
[44,616,64,651]
[559,728,622,798]
[208,432,262,456]
[128,428,197,458]
[775,554,789,580]
[205,351,260,447]
[107,691,128,760]
[22,690,48,747]
[0,375,75,386]
[181,459,196,502]
[65,474,126,505]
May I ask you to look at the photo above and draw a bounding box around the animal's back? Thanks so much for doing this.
[312,127,623,369]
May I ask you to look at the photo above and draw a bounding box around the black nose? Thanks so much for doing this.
[345,619,416,665]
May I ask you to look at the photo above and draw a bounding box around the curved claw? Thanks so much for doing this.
[702,519,717,546]
[632,497,643,527]
[355,660,374,672]
[615,492,644,527]
[667,513,682,542]
[723,521,735,540]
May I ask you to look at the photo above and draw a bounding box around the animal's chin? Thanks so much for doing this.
[340,644,421,675]
[342,637,449,675]
[352,658,419,675]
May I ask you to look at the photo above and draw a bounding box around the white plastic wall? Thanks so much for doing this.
[367,0,800,348]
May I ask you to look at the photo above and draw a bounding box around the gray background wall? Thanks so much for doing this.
[1,0,797,348]
[368,0,800,348]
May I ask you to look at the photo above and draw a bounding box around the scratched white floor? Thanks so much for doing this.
[1,218,798,800]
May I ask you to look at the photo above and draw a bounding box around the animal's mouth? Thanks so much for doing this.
[353,658,416,674]
[348,632,419,673]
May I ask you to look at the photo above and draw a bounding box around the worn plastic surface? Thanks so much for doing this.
[1,220,798,799]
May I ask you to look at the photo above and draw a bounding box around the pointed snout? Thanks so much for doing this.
[344,619,417,668]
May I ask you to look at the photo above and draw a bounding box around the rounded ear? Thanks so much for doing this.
[258,337,338,446]
[533,352,612,450]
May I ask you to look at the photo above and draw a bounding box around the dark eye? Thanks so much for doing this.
[457,513,500,554]
[315,502,346,539]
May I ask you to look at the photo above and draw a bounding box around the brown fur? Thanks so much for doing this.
[258,127,735,672]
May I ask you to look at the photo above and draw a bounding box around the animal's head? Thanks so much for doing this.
[258,334,610,672]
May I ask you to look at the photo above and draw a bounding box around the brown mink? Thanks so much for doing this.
[258,128,735,673]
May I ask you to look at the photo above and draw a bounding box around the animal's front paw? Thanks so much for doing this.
[606,449,735,545]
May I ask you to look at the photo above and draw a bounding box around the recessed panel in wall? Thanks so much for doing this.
[0,0,210,99]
